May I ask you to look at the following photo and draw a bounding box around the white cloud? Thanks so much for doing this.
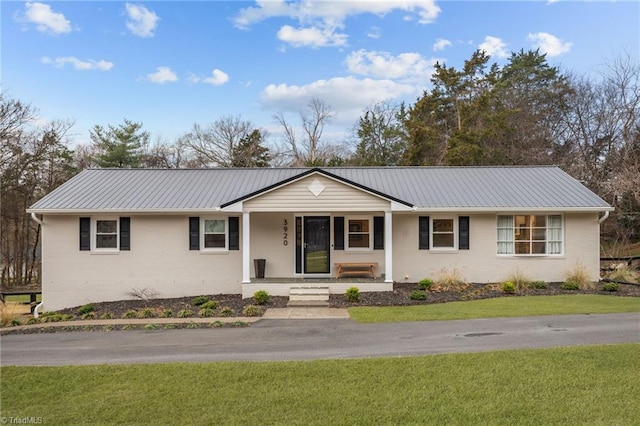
[528,32,572,57]
[125,3,159,37]
[261,76,418,125]
[234,0,440,48]
[432,38,452,51]
[478,36,509,58]
[147,66,177,84]
[41,56,114,71]
[366,26,381,39]
[277,25,347,48]
[345,50,436,80]
[190,69,229,86]
[23,2,71,35]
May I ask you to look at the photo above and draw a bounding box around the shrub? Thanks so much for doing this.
[41,313,70,323]
[532,281,548,289]
[602,282,619,292]
[502,281,516,294]
[210,321,224,328]
[200,300,218,310]
[77,304,94,315]
[137,308,155,319]
[564,263,594,290]
[191,296,209,306]
[608,266,640,283]
[1,302,23,327]
[144,323,158,330]
[435,268,467,291]
[345,287,360,302]
[160,309,173,318]
[505,269,532,291]
[253,290,270,305]
[418,278,433,291]
[242,305,261,317]
[81,312,96,320]
[198,308,215,318]
[219,306,234,317]
[122,310,138,319]
[186,322,199,329]
[232,321,248,327]
[409,290,428,300]
[10,318,22,326]
[26,317,40,325]
[164,324,176,330]
[177,309,194,318]
[561,281,580,290]
[100,313,113,320]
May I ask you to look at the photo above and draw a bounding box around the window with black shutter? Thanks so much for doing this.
[373,216,384,250]
[419,216,430,249]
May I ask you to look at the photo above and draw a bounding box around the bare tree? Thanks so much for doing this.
[274,98,337,166]
[179,115,254,167]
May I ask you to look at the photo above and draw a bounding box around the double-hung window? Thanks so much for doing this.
[497,214,563,255]
[347,218,371,249]
[431,218,456,249]
[96,219,118,249]
[203,218,227,250]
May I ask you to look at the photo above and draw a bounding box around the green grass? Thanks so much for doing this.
[3,294,41,303]
[1,344,638,425]
[349,295,640,323]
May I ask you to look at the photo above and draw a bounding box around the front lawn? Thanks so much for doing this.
[1,344,638,424]
[349,294,640,323]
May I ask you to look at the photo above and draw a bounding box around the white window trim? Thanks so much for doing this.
[92,217,119,253]
[496,214,564,257]
[345,216,373,251]
[430,216,458,251]
[201,217,229,252]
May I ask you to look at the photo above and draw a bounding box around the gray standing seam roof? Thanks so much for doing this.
[28,166,612,212]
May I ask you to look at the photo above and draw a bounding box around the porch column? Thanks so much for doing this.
[242,211,250,283]
[384,211,393,283]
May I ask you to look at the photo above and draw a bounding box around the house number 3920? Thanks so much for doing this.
[283,219,288,246]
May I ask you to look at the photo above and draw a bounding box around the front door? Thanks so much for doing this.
[302,216,330,274]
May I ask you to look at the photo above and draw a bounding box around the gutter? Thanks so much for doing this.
[30,212,43,226]
[598,210,610,224]
[29,213,44,317]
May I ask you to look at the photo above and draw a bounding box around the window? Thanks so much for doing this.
[497,214,562,255]
[82,217,130,252]
[203,219,227,250]
[432,219,455,249]
[347,218,371,249]
[96,220,118,249]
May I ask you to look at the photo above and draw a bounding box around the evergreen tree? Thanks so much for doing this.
[90,119,149,168]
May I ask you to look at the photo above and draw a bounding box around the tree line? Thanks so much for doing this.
[2,49,638,286]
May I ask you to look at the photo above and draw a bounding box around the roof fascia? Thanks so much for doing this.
[412,206,614,213]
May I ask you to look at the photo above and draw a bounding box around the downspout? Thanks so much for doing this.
[30,212,44,317]
[598,210,610,224]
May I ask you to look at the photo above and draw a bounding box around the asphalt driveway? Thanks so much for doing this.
[1,313,638,366]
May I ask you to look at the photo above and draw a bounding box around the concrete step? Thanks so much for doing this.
[288,286,330,303]
[286,300,330,308]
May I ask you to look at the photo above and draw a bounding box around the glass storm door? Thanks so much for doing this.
[302,216,330,274]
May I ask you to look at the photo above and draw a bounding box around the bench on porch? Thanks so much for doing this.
[334,262,378,279]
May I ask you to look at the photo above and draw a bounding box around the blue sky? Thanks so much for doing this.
[3,0,639,148]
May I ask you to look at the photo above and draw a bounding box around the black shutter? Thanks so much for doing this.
[189,217,200,250]
[228,217,240,250]
[373,216,384,250]
[459,216,470,250]
[334,216,344,250]
[419,216,430,250]
[79,217,90,251]
[120,217,131,251]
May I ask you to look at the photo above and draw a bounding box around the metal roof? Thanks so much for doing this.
[28,166,612,213]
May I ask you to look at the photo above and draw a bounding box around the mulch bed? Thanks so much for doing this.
[45,280,640,317]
